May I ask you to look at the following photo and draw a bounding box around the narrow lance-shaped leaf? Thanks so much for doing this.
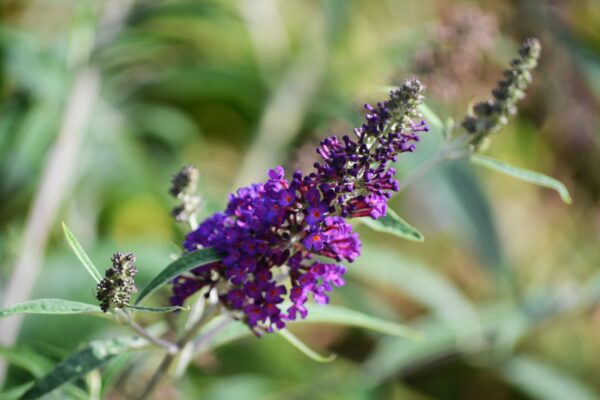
[0,382,34,400]
[470,154,572,204]
[353,244,481,341]
[0,299,101,319]
[194,305,420,354]
[21,337,146,400]
[62,222,103,283]
[361,208,424,242]
[277,329,336,363]
[100,353,135,397]
[135,248,223,304]
[499,355,600,400]
[362,316,457,387]
[194,317,247,352]
[126,304,188,313]
[303,304,420,340]
[0,347,93,400]
[0,346,54,378]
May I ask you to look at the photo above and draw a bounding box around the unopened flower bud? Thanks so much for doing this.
[169,165,203,225]
[462,38,541,149]
[169,166,199,197]
[96,252,138,312]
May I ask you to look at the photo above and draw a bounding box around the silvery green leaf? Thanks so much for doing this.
[21,337,146,400]
[0,382,34,400]
[195,305,419,355]
[0,346,54,377]
[499,355,600,400]
[353,244,481,341]
[361,208,424,242]
[62,222,103,283]
[0,299,101,319]
[135,247,222,304]
[470,154,572,204]
[127,304,188,313]
[303,304,419,340]
[277,329,336,363]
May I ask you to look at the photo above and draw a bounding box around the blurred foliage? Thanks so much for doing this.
[1,0,600,399]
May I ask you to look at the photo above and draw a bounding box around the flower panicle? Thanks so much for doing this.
[312,78,427,219]
[96,252,138,312]
[172,79,428,334]
[462,38,541,149]
[169,165,202,223]
[386,77,426,129]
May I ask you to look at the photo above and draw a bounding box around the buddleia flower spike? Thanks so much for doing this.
[462,38,541,150]
[170,78,428,335]
[96,252,138,312]
[169,165,202,224]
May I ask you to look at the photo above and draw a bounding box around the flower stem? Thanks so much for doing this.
[396,133,471,191]
[396,150,447,191]
[193,316,234,352]
[115,309,178,354]
[138,299,220,399]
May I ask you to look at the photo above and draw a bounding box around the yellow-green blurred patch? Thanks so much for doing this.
[110,196,172,244]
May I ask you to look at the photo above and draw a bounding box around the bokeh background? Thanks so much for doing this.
[1,0,600,399]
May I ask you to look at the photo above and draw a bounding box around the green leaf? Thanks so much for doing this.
[362,301,515,386]
[194,317,249,352]
[442,163,506,275]
[0,346,90,399]
[277,329,336,363]
[0,299,101,319]
[303,304,420,340]
[363,274,600,388]
[0,382,34,400]
[499,355,600,400]
[135,248,223,304]
[470,154,572,204]
[361,209,424,242]
[127,304,188,313]
[100,353,135,395]
[21,337,146,400]
[362,316,457,386]
[0,346,54,377]
[353,244,481,340]
[62,222,103,283]
[194,305,420,356]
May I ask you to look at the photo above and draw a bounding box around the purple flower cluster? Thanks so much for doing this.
[171,78,427,334]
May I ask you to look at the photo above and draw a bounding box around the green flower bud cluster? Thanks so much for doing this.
[388,78,426,131]
[169,165,202,223]
[96,252,138,312]
[462,38,541,149]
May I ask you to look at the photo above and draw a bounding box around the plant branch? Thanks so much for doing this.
[115,309,178,355]
[172,296,207,377]
[396,133,471,192]
[138,299,220,399]
[193,316,235,353]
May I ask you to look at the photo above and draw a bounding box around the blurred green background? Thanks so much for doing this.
[1,0,600,399]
